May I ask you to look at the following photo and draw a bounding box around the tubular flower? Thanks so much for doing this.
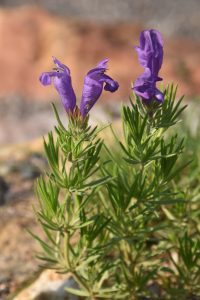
[39,57,76,113]
[133,29,164,103]
[80,59,119,117]
[40,58,119,117]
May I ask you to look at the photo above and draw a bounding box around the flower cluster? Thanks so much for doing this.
[133,29,164,104]
[40,57,119,117]
[39,29,164,115]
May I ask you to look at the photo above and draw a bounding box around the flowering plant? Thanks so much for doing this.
[32,30,200,299]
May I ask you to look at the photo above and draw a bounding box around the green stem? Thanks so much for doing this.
[72,271,91,294]
[64,232,71,268]
[64,231,91,295]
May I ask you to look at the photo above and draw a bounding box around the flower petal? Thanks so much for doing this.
[39,71,61,86]
[135,29,163,76]
[101,74,119,92]
[53,73,76,113]
[155,88,164,102]
[97,58,109,69]
[133,68,163,102]
[52,56,70,74]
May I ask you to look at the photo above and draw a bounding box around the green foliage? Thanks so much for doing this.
[32,85,200,300]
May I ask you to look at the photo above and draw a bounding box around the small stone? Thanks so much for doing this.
[0,277,10,299]
[0,176,9,205]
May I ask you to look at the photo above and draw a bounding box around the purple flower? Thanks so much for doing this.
[39,57,119,117]
[80,59,119,117]
[133,29,164,103]
[39,57,76,113]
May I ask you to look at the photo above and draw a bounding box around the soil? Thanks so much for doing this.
[0,145,45,300]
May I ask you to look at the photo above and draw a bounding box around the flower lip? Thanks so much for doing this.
[52,56,70,73]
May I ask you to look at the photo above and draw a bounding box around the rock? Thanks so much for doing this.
[14,270,78,300]
[2,0,200,40]
[0,96,60,145]
[0,5,199,103]
[0,95,119,145]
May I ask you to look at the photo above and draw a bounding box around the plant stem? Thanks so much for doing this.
[64,231,91,295]
[72,271,91,294]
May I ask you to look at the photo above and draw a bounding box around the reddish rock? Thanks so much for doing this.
[0,5,199,102]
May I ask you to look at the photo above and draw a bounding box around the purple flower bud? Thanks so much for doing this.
[39,57,76,113]
[80,59,119,117]
[133,29,164,104]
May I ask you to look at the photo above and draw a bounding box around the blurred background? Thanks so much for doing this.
[0,1,200,299]
[0,0,200,144]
